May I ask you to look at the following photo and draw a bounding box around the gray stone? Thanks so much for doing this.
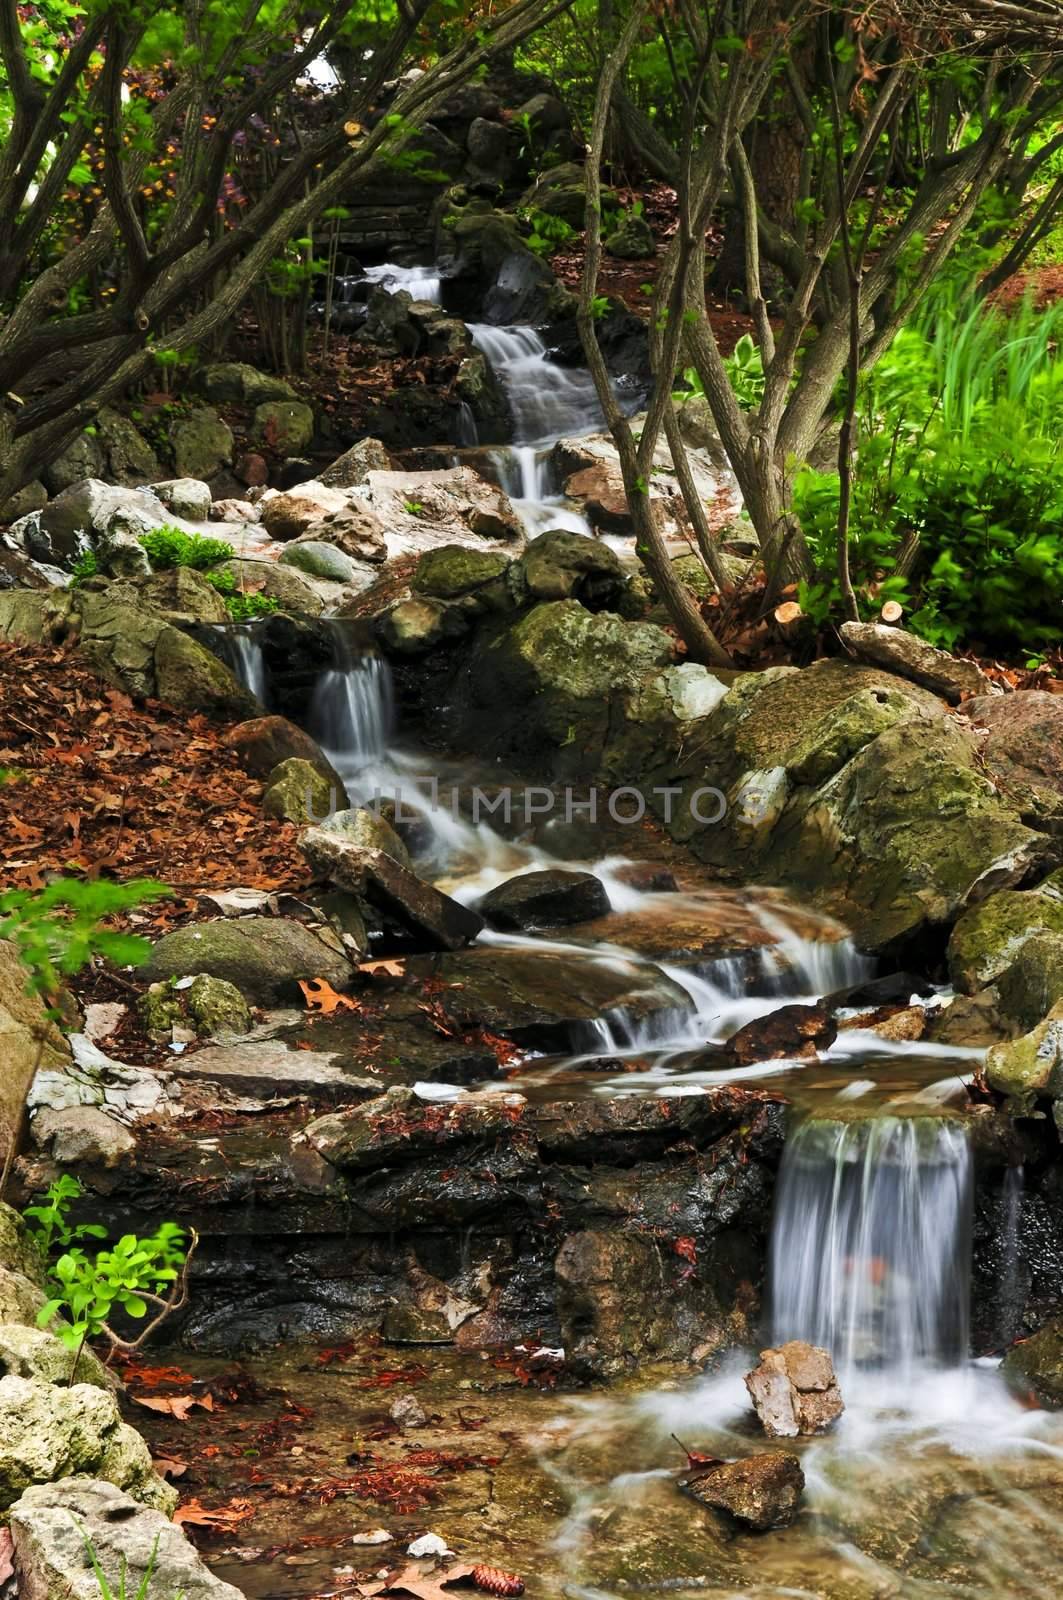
[31,1106,135,1170]
[300,828,483,950]
[149,477,213,521]
[0,480,47,522]
[963,690,1063,824]
[280,540,356,583]
[0,1325,115,1392]
[42,432,106,496]
[174,1042,375,1100]
[839,621,993,704]
[744,1341,844,1437]
[153,625,258,717]
[262,756,336,823]
[318,806,411,867]
[215,557,324,614]
[138,565,229,625]
[143,916,353,1004]
[0,1378,175,1511]
[95,408,159,485]
[11,1478,243,1600]
[199,361,296,406]
[480,869,610,931]
[169,407,234,481]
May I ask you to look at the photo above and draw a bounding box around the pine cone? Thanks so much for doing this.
[472,1566,525,1597]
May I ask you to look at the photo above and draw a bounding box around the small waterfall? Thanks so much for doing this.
[470,325,605,446]
[770,1115,973,1373]
[363,263,441,304]
[211,624,267,705]
[307,633,394,782]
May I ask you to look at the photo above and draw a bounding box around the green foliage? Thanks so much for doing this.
[76,1521,184,1600]
[793,290,1063,653]
[71,549,99,584]
[0,878,170,1012]
[26,1177,187,1357]
[676,333,766,411]
[517,206,576,257]
[137,526,235,571]
[204,569,279,621]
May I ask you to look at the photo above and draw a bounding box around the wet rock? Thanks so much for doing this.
[153,625,258,718]
[300,827,483,950]
[996,931,1063,1030]
[867,1004,927,1041]
[279,540,356,584]
[169,406,234,481]
[1002,1317,1063,1408]
[839,621,993,703]
[260,483,349,539]
[684,1451,804,1530]
[263,756,336,823]
[604,213,655,258]
[200,361,296,406]
[0,1378,175,1511]
[479,869,610,932]
[304,1086,527,1172]
[948,870,1063,995]
[520,529,628,607]
[174,1041,373,1101]
[143,916,353,1004]
[11,1478,242,1600]
[254,398,315,453]
[723,1004,837,1066]
[222,713,347,797]
[745,1341,844,1437]
[149,477,212,521]
[985,1001,1063,1110]
[612,862,678,893]
[320,437,393,488]
[31,1106,135,1169]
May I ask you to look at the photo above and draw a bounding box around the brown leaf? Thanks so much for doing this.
[360,1561,475,1600]
[152,1455,189,1480]
[358,958,407,979]
[134,1393,214,1421]
[299,977,361,1014]
[173,1497,256,1530]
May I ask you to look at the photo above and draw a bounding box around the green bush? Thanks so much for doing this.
[137,526,235,571]
[204,568,280,621]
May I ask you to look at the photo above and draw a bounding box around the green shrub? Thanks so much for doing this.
[0,877,170,1013]
[70,549,99,584]
[137,525,234,571]
[204,568,280,621]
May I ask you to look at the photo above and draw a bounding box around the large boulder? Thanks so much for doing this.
[413,544,513,602]
[260,482,349,540]
[153,625,258,717]
[438,204,567,324]
[300,827,484,950]
[744,1341,844,1437]
[0,1378,175,1511]
[143,916,353,1003]
[254,398,315,453]
[39,479,160,567]
[996,932,1063,1030]
[138,565,229,624]
[221,713,346,797]
[479,868,610,931]
[169,407,234,480]
[519,162,608,229]
[948,870,1063,995]
[683,1452,804,1530]
[466,600,675,763]
[41,431,105,496]
[214,556,325,615]
[319,437,393,488]
[11,1478,244,1600]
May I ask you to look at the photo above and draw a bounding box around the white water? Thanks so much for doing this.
[361,262,442,304]
[770,1115,973,1374]
[212,624,267,705]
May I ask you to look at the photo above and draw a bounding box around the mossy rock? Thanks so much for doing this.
[143,916,352,1004]
[200,362,296,406]
[996,931,1063,1031]
[153,625,258,718]
[948,870,1063,995]
[604,214,655,259]
[185,973,252,1037]
[138,566,229,625]
[378,597,469,656]
[520,529,627,607]
[263,757,336,823]
[1002,1316,1063,1408]
[785,687,926,787]
[985,1001,1063,1110]
[215,557,325,616]
[412,545,511,599]
[279,541,355,583]
[138,983,185,1040]
[169,406,234,480]
[254,400,315,453]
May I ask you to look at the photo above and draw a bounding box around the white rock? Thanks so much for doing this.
[407,1533,452,1558]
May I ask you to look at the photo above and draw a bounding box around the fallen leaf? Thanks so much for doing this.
[358,958,407,978]
[360,1561,475,1600]
[299,977,361,1014]
[174,1497,256,1530]
[134,1393,214,1421]
[152,1455,189,1480]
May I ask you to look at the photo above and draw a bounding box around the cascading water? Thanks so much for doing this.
[307,636,393,784]
[211,624,268,705]
[362,262,442,304]
[770,1114,973,1373]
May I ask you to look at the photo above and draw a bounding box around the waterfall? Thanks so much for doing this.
[770,1115,973,1373]
[211,624,267,705]
[470,324,605,446]
[362,262,442,304]
[307,631,393,783]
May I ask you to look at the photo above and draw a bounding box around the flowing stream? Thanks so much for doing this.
[216,263,1063,1598]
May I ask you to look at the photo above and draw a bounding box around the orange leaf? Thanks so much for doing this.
[174,1497,256,1530]
[298,978,360,1014]
[134,1393,214,1421]
[358,958,406,979]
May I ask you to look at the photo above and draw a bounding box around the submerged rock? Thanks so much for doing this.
[723,1004,837,1066]
[11,1478,243,1599]
[684,1451,804,1529]
[143,916,352,1004]
[744,1341,844,1437]
[479,868,610,931]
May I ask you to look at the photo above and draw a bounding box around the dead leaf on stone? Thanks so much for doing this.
[299,977,361,1014]
[360,1561,475,1600]
[134,1392,214,1421]
[359,958,407,979]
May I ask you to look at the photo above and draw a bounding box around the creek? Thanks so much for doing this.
[189,264,1063,1600]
